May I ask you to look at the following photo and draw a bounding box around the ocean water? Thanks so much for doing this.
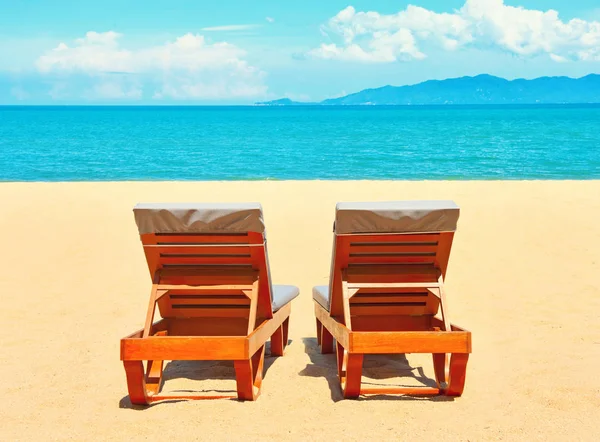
[1,105,599,181]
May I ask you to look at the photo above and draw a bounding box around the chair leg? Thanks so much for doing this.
[271,325,284,357]
[336,343,363,399]
[320,323,334,354]
[271,316,290,356]
[234,345,265,401]
[145,359,164,396]
[282,317,290,349]
[344,354,363,399]
[123,361,151,405]
[336,342,344,379]
[444,353,469,397]
[432,353,449,389]
[316,318,322,345]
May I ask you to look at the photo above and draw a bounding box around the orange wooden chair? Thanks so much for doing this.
[313,201,471,398]
[121,203,299,403]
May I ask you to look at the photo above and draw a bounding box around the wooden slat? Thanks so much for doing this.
[346,264,440,283]
[351,240,439,246]
[165,317,248,336]
[347,255,436,264]
[350,331,471,354]
[159,266,257,276]
[157,284,253,291]
[121,336,247,360]
[169,306,250,318]
[168,295,250,306]
[350,282,440,289]
[158,268,257,285]
[353,290,429,296]
[351,290,439,314]
[140,233,256,280]
[160,256,253,265]
[360,387,441,396]
[352,287,430,294]
[149,394,236,402]
[344,233,441,243]
[351,304,430,316]
[144,245,253,254]
[350,295,429,304]
[158,288,252,318]
[350,315,431,331]
[160,253,251,258]
[348,245,438,254]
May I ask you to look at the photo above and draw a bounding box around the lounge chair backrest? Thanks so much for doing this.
[133,203,274,319]
[328,200,460,316]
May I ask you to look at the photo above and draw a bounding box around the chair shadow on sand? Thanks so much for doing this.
[119,340,290,409]
[298,337,454,402]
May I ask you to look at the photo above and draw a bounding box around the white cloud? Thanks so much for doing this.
[266,17,275,23]
[309,0,600,63]
[38,32,132,73]
[76,31,122,46]
[549,53,568,63]
[36,32,267,100]
[200,24,259,32]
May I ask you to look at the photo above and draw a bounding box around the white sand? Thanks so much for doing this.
[1,181,599,441]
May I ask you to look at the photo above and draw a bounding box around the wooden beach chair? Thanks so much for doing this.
[120,203,299,403]
[313,201,471,398]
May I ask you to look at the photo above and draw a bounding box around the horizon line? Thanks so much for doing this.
[3,103,600,107]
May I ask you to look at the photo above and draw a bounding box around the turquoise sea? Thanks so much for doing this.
[1,105,599,181]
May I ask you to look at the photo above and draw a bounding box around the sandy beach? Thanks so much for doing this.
[1,180,599,441]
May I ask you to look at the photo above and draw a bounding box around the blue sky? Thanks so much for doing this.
[1,0,600,104]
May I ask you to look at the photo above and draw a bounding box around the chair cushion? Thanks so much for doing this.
[272,285,300,312]
[312,285,330,310]
[133,203,265,235]
[335,200,459,234]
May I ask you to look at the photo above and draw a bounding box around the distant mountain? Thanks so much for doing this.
[255,98,316,106]
[256,74,600,105]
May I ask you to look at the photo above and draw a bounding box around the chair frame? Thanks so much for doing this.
[314,231,471,398]
[121,231,290,403]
